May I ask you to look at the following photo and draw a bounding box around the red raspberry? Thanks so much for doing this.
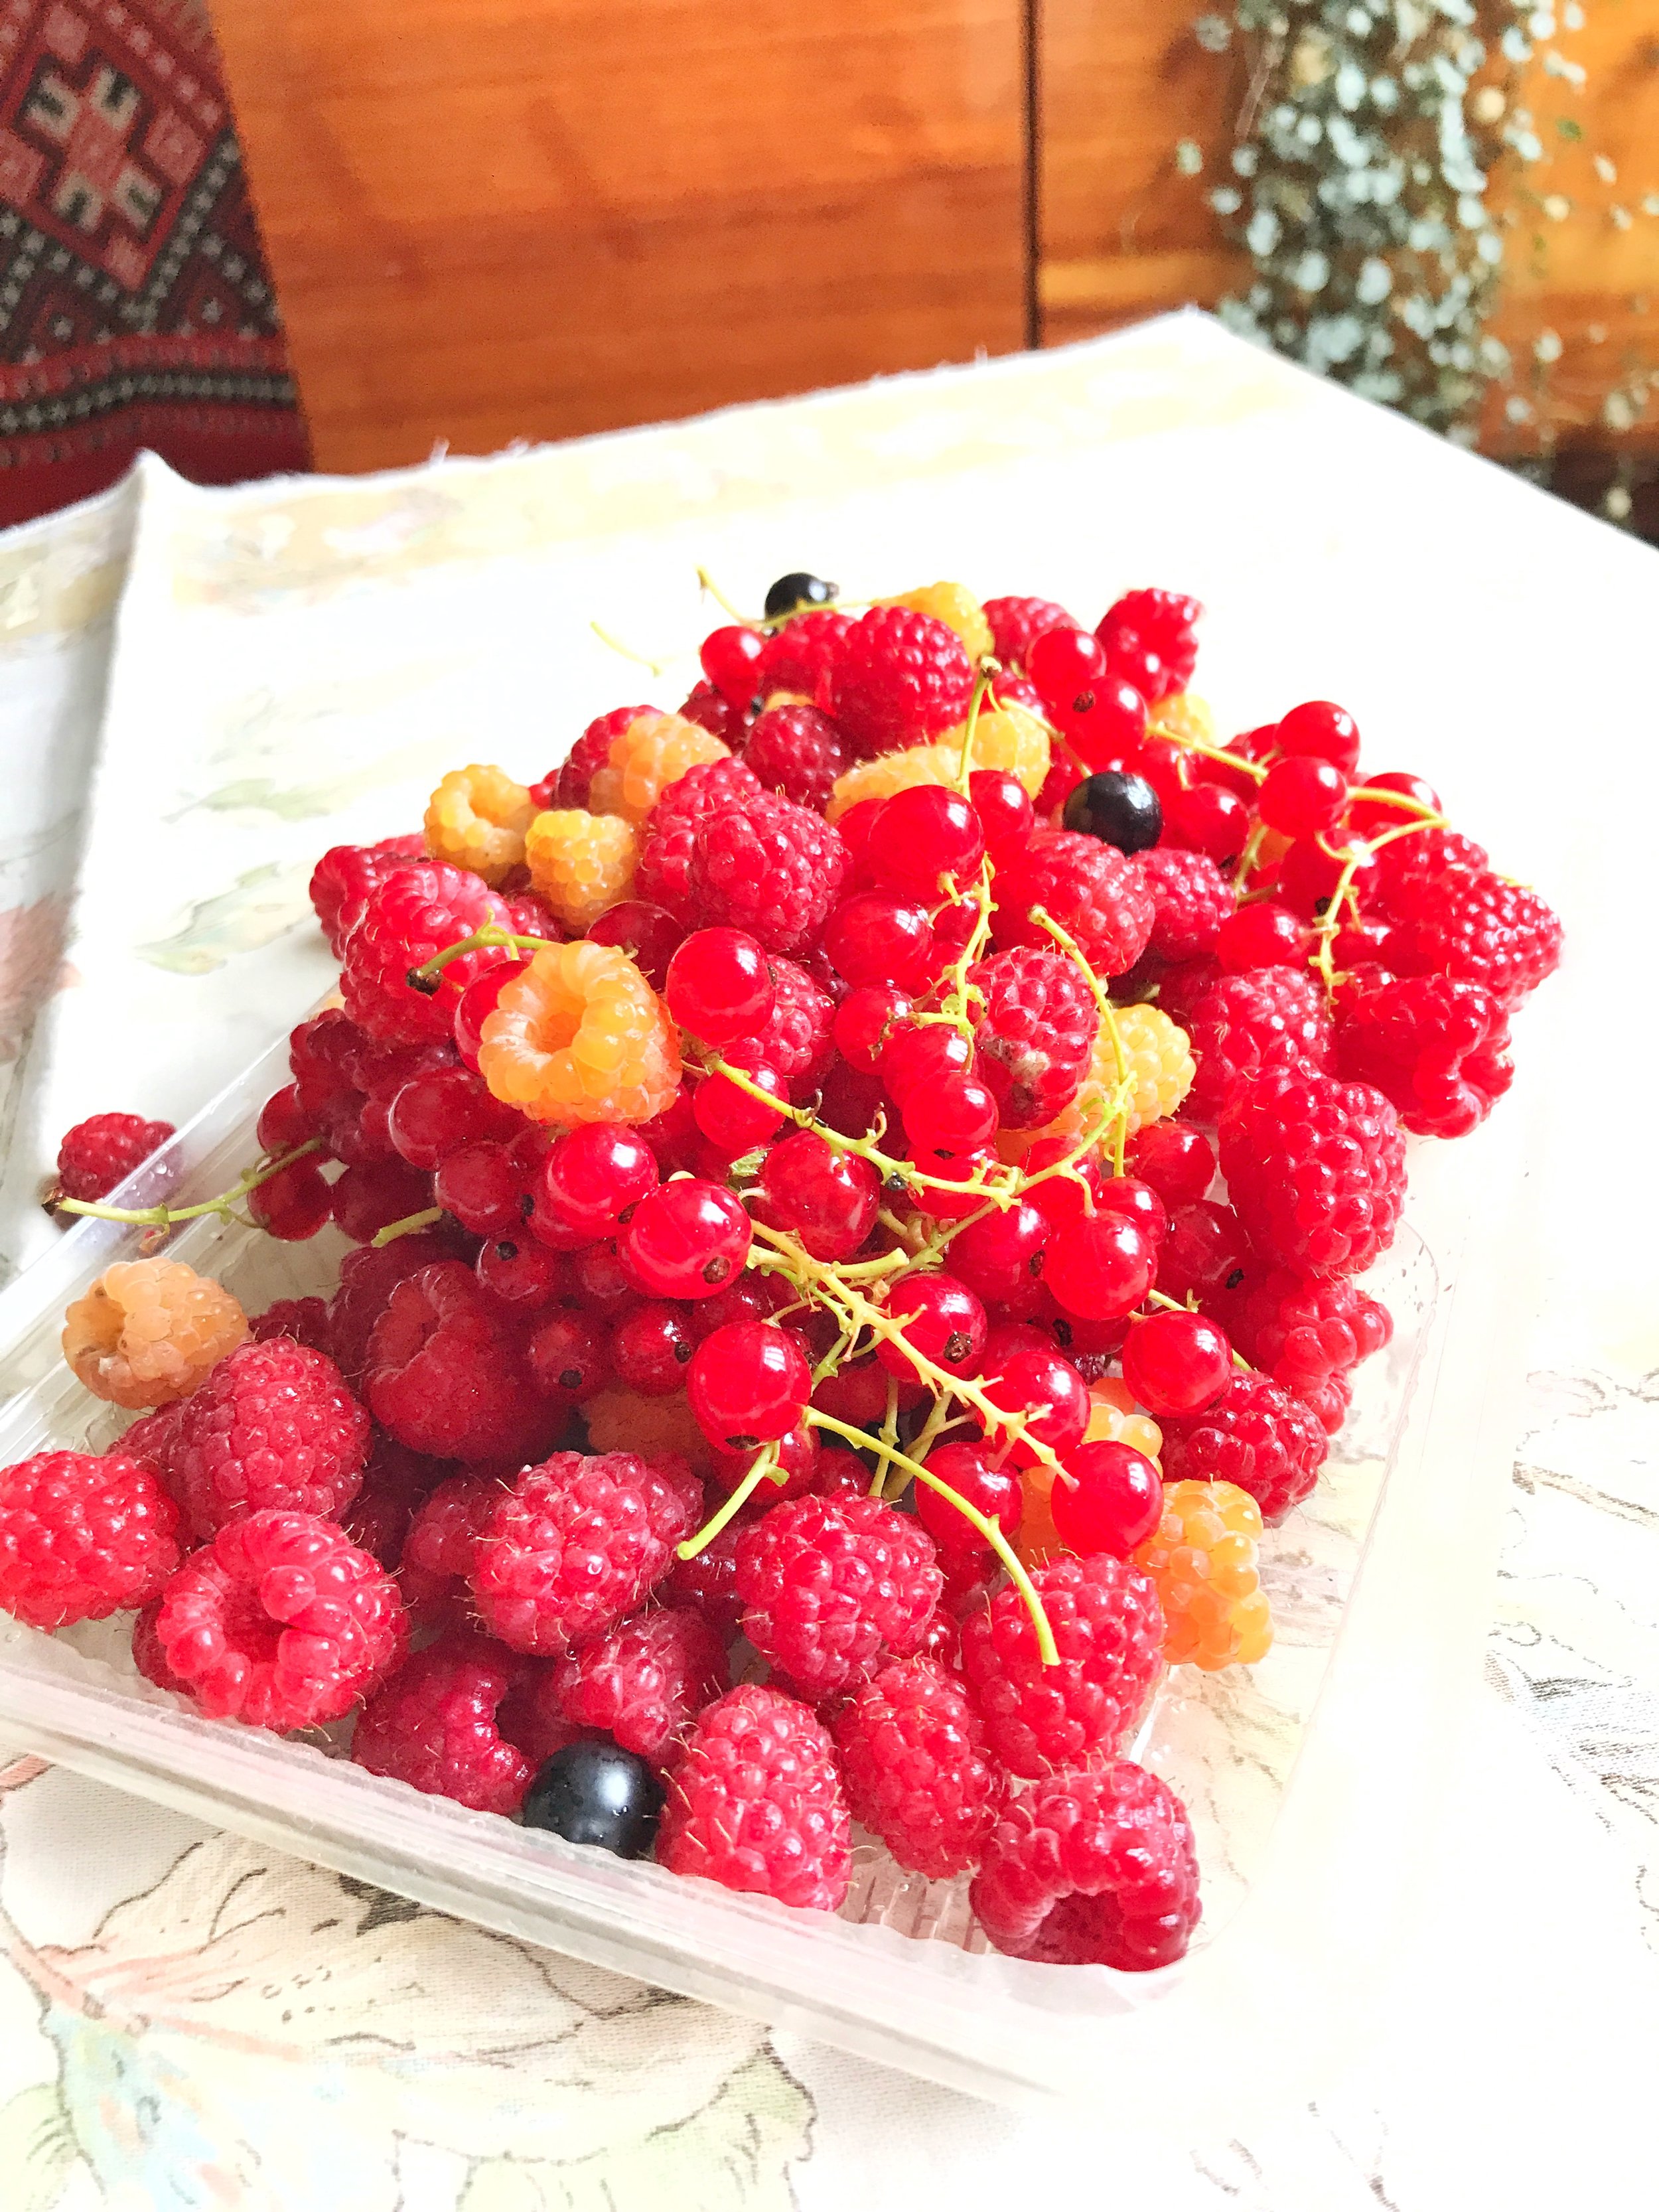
[1133,848,1235,963]
[538,705,656,811]
[132,1597,192,1694]
[687,792,847,955]
[309,834,426,955]
[154,1509,407,1729]
[397,1469,496,1612]
[1371,826,1488,920]
[969,946,1097,1128]
[971,1761,1201,1968]
[1334,967,1513,1136]
[55,1112,175,1203]
[634,757,766,919]
[659,1683,852,1909]
[340,1431,441,1567]
[341,863,515,1045]
[756,607,854,702]
[533,1605,729,1765]
[470,1451,700,1656]
[828,607,975,760]
[957,1553,1164,1779]
[248,1297,335,1359]
[1096,588,1202,701]
[366,1261,557,1465]
[735,1493,943,1697]
[1220,1067,1405,1276]
[0,1450,181,1629]
[1159,1370,1328,1520]
[741,703,849,811]
[325,1228,457,1387]
[660,1519,745,1639]
[1181,966,1334,1118]
[723,954,836,1096]
[1218,1266,1392,1422]
[351,1629,532,1813]
[992,830,1155,978]
[143,1337,371,1542]
[1389,869,1562,1007]
[982,595,1075,670]
[832,1655,1005,1878]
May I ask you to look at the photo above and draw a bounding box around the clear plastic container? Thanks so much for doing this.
[0,1035,1537,2118]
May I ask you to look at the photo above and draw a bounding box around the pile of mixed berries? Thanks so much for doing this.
[5,572,1560,1972]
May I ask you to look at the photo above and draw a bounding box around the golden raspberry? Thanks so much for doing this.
[63,1259,248,1410]
[423,764,536,887]
[1147,692,1218,750]
[1084,1378,1164,1462]
[1133,1479,1273,1670]
[583,1386,715,1476]
[478,939,680,1125]
[882,582,994,662]
[589,711,730,824]
[524,808,639,932]
[827,706,1050,820]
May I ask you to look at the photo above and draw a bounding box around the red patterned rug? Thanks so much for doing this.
[0,0,308,527]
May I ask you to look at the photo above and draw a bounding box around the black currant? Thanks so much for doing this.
[1063,770,1163,853]
[521,1739,664,1859]
[763,571,838,621]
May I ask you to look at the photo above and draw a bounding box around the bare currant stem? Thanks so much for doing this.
[55,1138,324,1230]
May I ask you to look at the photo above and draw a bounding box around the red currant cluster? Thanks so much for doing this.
[16,567,1559,1972]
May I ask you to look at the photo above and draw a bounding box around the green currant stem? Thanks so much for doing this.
[1026,905,1135,1175]
[414,925,560,984]
[1346,784,1445,820]
[954,664,997,794]
[1146,1284,1254,1370]
[54,1138,324,1228]
[1232,820,1268,893]
[371,1205,447,1249]
[1310,814,1447,997]
[694,567,762,628]
[806,1410,1058,1665]
[932,1099,1113,1252]
[677,1443,782,1560]
[589,619,676,678]
[1148,716,1268,784]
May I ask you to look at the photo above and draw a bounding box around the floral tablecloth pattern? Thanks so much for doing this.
[0,315,1654,2210]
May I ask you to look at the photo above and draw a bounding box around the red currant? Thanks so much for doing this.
[1046,1212,1157,1321]
[879,1021,976,1103]
[1058,678,1149,771]
[833,985,912,1074]
[255,1083,315,1153]
[875,1272,987,1381]
[1275,836,1378,919]
[1165,781,1250,865]
[901,1074,1000,1159]
[1018,1138,1108,1233]
[686,1274,780,1342]
[1346,769,1441,841]
[755,1130,879,1261]
[867,784,985,897]
[330,1159,431,1243]
[611,1300,695,1396]
[1092,1175,1168,1250]
[1260,755,1349,840]
[1155,1200,1250,1301]
[969,769,1034,859]
[453,960,530,1072]
[914,1440,1021,1560]
[585,901,684,992]
[249,1159,332,1240]
[636,1088,700,1177]
[388,1066,518,1170]
[1123,1122,1214,1209]
[975,1341,1090,1464]
[812,1443,872,1503]
[433,1138,522,1237]
[824,893,935,992]
[527,1309,610,1400]
[621,1179,752,1298]
[833,797,888,889]
[1027,625,1108,712]
[1275,700,1361,775]
[687,1321,812,1449]
[571,1239,638,1317]
[476,1236,568,1306]
[902,1143,996,1221]
[692,1060,789,1153]
[810,1353,892,1429]
[699,624,766,708]
[1215,901,1310,972]
[1048,1440,1162,1556]
[944,1198,1048,1309]
[710,1422,821,1502]
[532,1123,658,1248]
[1120,1309,1234,1415]
[817,1061,892,1140]
[665,927,774,1046]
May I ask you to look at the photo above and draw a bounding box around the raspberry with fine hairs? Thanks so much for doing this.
[991,830,1155,978]
[309,834,427,955]
[741,702,849,811]
[660,1518,745,1639]
[350,1630,532,1814]
[397,1469,497,1613]
[54,1112,175,1203]
[1096,588,1202,700]
[533,1604,729,1765]
[658,1683,853,1910]
[1335,967,1513,1136]
[1134,847,1236,964]
[735,1492,944,1698]
[971,1761,1202,1968]
[721,953,836,1096]
[1180,965,1334,1118]
[153,1335,371,1540]
[1218,1266,1392,1402]
[957,1552,1164,1779]
[1389,868,1563,1008]
[0,1450,181,1629]
[153,1509,407,1730]
[341,861,515,1045]
[1371,826,1489,920]
[1159,1370,1329,1522]
[366,1261,557,1465]
[828,606,975,760]
[249,1297,335,1360]
[969,946,1097,1128]
[539,705,656,811]
[686,792,847,955]
[634,756,766,921]
[1220,1067,1405,1277]
[470,1450,701,1656]
[755,607,854,701]
[325,1228,456,1388]
[832,1656,1006,1879]
[982,595,1076,670]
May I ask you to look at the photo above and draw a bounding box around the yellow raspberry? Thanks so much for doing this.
[423,764,536,887]
[524,809,639,932]
[479,939,680,1125]
[583,1386,714,1476]
[882,582,994,662]
[826,706,1050,820]
[62,1259,248,1410]
[999,1002,1194,1165]
[1084,1380,1163,1463]
[1014,1459,1065,1570]
[588,711,729,824]
[1147,692,1218,751]
[1133,1479,1273,1670]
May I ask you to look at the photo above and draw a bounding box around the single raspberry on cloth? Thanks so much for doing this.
[366,1261,557,1464]
[958,1552,1164,1779]
[153,1509,407,1730]
[536,705,656,811]
[1335,966,1513,1137]
[969,946,1096,1128]
[685,792,847,955]
[970,1761,1202,1968]
[828,607,975,760]
[470,1451,701,1656]
[991,830,1155,978]
[54,1112,175,1203]
[833,1655,1006,1878]
[1180,966,1334,1118]
[309,834,426,955]
[148,1336,370,1541]
[1096,587,1202,701]
[1220,1067,1405,1276]
[1133,848,1235,964]
[341,861,516,1045]
[982,595,1075,670]
[526,1604,729,1766]
[1388,868,1563,1007]
[757,607,854,702]
[741,703,849,812]
[1159,1370,1329,1522]
[351,1630,533,1814]
[634,757,766,919]
[735,1493,943,1698]
[0,1450,181,1629]
[658,1683,853,1909]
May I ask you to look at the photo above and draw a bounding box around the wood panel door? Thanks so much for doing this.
[210,0,1030,475]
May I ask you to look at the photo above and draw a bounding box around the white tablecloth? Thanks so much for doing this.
[0,313,1654,2210]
